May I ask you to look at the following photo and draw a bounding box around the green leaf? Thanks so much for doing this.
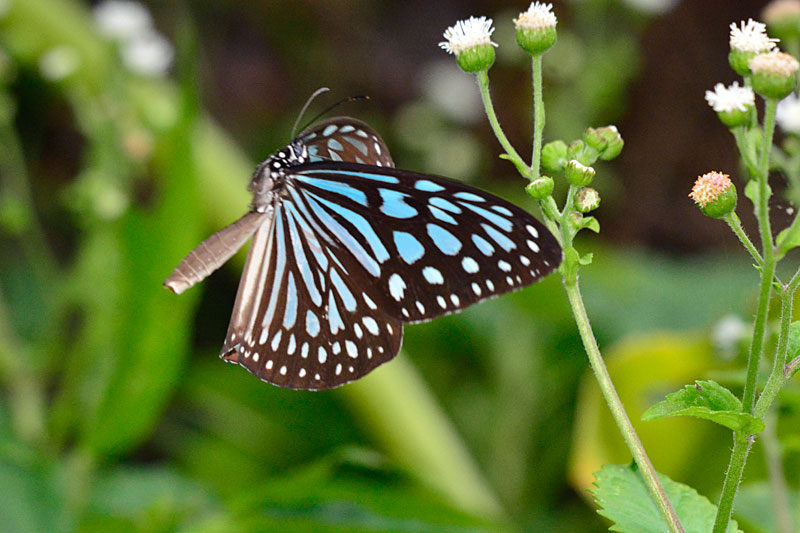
[787,322,800,361]
[744,179,759,204]
[580,216,600,233]
[579,253,594,266]
[641,380,764,434]
[591,464,742,533]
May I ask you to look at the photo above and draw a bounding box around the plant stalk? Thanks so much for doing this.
[531,55,544,177]
[563,277,683,533]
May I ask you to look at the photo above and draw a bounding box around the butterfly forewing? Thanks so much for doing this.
[287,163,562,323]
[298,117,395,168]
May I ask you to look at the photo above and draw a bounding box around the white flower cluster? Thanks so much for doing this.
[729,18,779,53]
[439,16,497,55]
[704,82,754,112]
[93,0,173,77]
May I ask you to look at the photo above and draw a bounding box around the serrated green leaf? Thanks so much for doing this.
[641,380,764,434]
[591,464,742,533]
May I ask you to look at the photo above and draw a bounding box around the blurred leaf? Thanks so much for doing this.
[591,464,742,533]
[642,380,764,434]
[224,449,509,532]
[786,321,800,361]
[733,482,799,533]
[81,466,217,532]
[0,459,65,533]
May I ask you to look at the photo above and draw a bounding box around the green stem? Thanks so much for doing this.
[531,55,544,178]
[762,411,794,533]
[742,98,778,413]
[475,70,532,178]
[713,433,753,533]
[714,96,779,533]
[724,212,762,266]
[754,284,794,419]
[562,278,683,532]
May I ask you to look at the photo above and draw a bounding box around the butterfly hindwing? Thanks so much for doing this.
[221,203,402,389]
[298,117,395,168]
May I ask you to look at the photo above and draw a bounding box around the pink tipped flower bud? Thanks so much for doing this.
[574,187,600,213]
[689,171,737,218]
[729,18,780,75]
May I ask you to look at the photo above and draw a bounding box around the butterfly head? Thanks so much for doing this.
[249,141,309,212]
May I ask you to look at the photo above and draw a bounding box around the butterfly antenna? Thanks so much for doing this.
[291,87,331,139]
[296,94,370,136]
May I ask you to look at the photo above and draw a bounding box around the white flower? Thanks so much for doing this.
[777,93,800,133]
[729,18,779,53]
[93,0,153,41]
[38,46,80,81]
[439,16,497,55]
[704,82,755,112]
[121,30,174,77]
[514,2,557,30]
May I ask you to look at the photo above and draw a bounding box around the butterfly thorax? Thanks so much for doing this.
[248,141,309,213]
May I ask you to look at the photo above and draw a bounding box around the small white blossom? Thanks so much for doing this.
[439,16,497,55]
[777,93,800,133]
[514,2,557,30]
[93,0,153,41]
[121,31,174,77]
[39,46,80,81]
[704,82,755,112]
[729,18,779,53]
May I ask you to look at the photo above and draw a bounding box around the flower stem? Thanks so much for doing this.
[531,55,544,178]
[754,284,794,419]
[714,96,779,533]
[742,97,777,413]
[475,70,532,178]
[562,277,683,533]
[724,212,762,266]
[713,433,753,533]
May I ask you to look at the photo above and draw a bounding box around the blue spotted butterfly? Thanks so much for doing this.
[165,116,562,389]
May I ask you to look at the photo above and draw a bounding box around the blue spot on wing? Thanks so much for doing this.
[379,189,417,218]
[393,231,425,264]
[302,169,400,184]
[427,224,462,255]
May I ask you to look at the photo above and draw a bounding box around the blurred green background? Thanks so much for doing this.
[1,0,798,531]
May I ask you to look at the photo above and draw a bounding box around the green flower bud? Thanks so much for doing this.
[567,140,585,161]
[689,171,737,219]
[729,49,758,76]
[514,2,558,56]
[583,128,608,153]
[541,140,568,173]
[439,17,498,73]
[455,44,496,72]
[574,187,600,213]
[750,51,799,99]
[597,126,624,160]
[566,160,595,187]
[763,0,800,43]
[526,176,554,199]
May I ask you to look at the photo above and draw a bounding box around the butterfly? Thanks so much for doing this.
[164,116,562,390]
